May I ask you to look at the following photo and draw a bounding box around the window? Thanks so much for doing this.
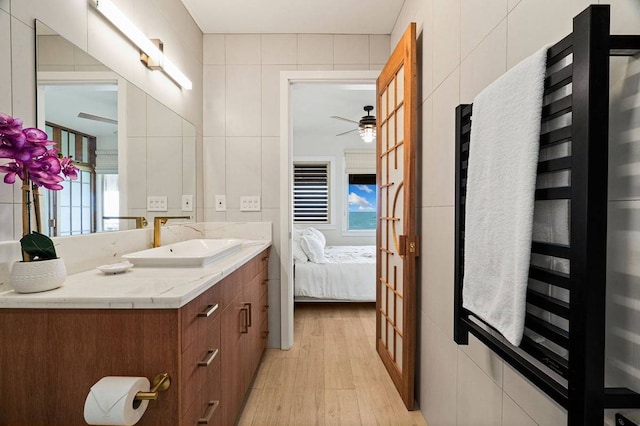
[347,174,377,230]
[293,162,330,224]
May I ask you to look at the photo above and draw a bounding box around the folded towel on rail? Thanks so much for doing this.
[463,46,549,347]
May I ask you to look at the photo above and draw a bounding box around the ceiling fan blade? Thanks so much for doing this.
[330,115,359,124]
[336,128,359,137]
[78,112,118,125]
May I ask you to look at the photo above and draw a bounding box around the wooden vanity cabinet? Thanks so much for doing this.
[220,250,270,426]
[0,248,269,426]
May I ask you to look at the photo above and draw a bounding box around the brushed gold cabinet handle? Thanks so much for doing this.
[198,348,219,367]
[198,303,219,318]
[198,400,220,424]
[240,306,249,334]
[245,302,252,327]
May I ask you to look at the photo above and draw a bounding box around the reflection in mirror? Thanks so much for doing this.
[35,20,196,236]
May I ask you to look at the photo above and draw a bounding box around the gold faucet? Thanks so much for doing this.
[103,216,148,229]
[153,216,191,248]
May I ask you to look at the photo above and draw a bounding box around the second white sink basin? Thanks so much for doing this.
[123,239,244,267]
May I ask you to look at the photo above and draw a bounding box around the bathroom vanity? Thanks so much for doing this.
[0,241,270,426]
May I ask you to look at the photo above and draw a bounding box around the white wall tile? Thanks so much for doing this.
[433,0,461,87]
[503,364,567,425]
[0,204,14,241]
[369,64,384,71]
[37,35,74,67]
[0,176,12,204]
[126,83,147,138]
[297,34,333,65]
[334,64,369,71]
[146,137,183,209]
[461,0,507,60]
[508,0,521,12]
[421,97,434,205]
[203,34,226,65]
[507,0,592,69]
[0,0,8,13]
[424,70,458,207]
[420,316,458,426]
[333,35,369,65]
[0,10,10,114]
[502,393,536,425]
[460,20,507,102]
[460,334,503,387]
[262,64,297,137]
[421,206,455,337]
[203,65,226,137]
[369,34,390,64]
[457,350,503,426]
[416,0,434,100]
[225,34,261,65]
[182,136,196,196]
[262,34,297,65]
[297,64,333,71]
[605,0,640,33]
[261,137,280,209]
[12,0,87,50]
[146,96,183,137]
[391,0,415,47]
[203,137,226,209]
[226,65,261,137]
[87,10,136,87]
[127,137,147,210]
[225,209,262,222]
[225,137,261,209]
[11,18,35,123]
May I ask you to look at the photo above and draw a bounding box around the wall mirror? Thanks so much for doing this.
[34,20,196,236]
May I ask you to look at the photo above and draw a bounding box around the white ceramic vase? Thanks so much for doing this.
[10,258,66,293]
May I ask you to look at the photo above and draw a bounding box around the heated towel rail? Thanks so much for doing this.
[454,5,640,425]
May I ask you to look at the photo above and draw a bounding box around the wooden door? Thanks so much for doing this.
[376,22,418,410]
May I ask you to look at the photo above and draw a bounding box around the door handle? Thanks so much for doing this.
[245,302,252,327]
[240,306,249,334]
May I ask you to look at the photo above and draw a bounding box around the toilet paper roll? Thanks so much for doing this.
[84,376,150,426]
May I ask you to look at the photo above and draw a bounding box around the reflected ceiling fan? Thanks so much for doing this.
[331,105,377,143]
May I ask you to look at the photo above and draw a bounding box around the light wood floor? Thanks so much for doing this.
[237,303,427,426]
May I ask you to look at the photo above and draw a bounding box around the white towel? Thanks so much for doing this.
[463,46,549,347]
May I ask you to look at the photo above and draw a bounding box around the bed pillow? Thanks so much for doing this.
[292,239,308,263]
[300,234,327,263]
[305,227,326,248]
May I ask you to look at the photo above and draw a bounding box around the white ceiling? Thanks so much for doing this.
[181,0,405,34]
[292,83,376,146]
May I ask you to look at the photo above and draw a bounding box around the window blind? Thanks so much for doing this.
[344,150,376,174]
[293,163,329,223]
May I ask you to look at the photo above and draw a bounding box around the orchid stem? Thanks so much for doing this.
[32,185,41,234]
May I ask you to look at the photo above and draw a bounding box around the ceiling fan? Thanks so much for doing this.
[331,105,377,143]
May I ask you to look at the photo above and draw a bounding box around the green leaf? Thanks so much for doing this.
[20,232,58,261]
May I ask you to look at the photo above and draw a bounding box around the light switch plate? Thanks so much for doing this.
[215,195,226,211]
[240,196,261,212]
[181,195,193,211]
[147,196,168,212]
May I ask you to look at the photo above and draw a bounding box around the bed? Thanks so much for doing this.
[294,245,376,302]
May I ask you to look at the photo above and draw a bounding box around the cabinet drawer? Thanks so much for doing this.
[181,316,221,417]
[183,362,222,426]
[182,284,221,352]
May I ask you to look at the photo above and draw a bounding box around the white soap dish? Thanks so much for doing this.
[97,261,133,275]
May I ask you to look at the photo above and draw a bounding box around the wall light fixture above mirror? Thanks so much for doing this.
[92,0,192,90]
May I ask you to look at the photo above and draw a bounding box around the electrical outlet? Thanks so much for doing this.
[240,196,261,212]
[215,195,226,211]
[147,196,168,212]
[181,195,193,211]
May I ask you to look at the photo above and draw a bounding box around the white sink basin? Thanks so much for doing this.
[122,239,244,267]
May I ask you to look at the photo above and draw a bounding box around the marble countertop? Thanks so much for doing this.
[0,240,271,310]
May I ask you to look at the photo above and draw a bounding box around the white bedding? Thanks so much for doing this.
[294,245,376,301]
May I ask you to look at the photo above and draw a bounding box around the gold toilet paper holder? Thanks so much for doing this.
[135,373,171,401]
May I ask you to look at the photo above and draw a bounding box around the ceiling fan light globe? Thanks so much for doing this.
[359,126,376,143]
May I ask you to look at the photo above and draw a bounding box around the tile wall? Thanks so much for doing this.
[202,33,390,348]
[392,0,640,424]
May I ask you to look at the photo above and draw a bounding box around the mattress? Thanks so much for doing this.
[294,245,376,301]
